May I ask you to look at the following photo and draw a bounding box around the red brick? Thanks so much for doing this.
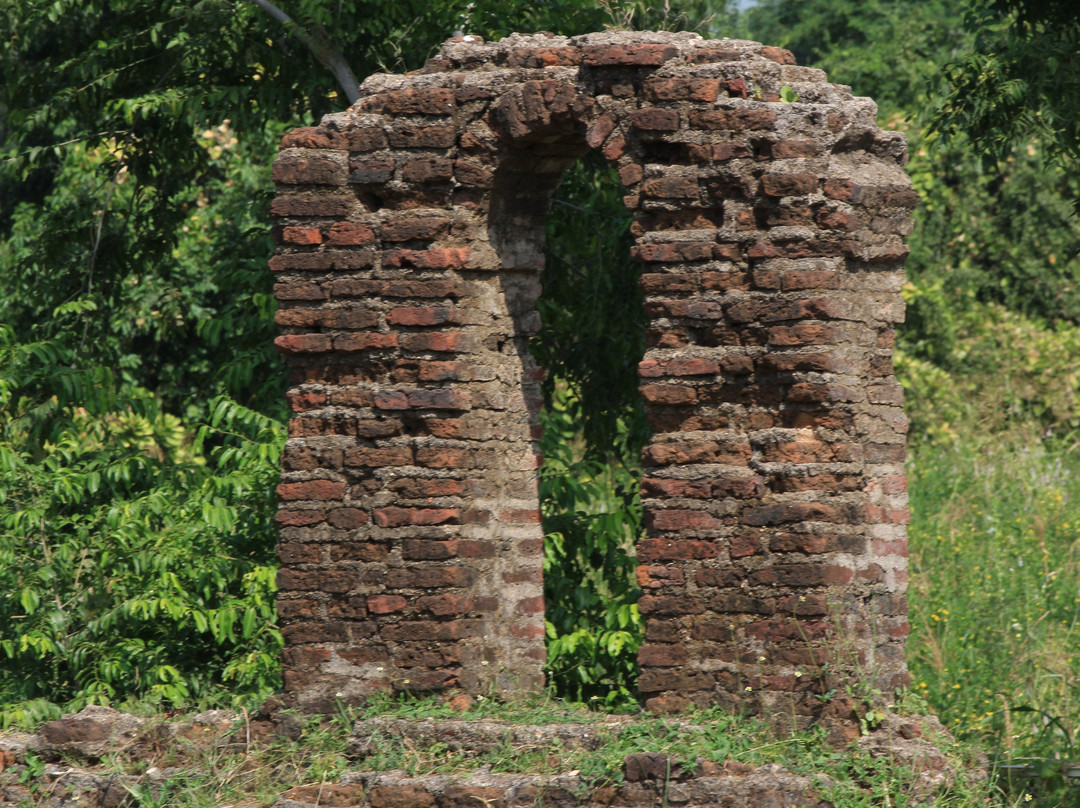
[344,447,413,467]
[637,539,720,562]
[638,644,688,667]
[865,504,910,524]
[638,358,720,377]
[602,132,627,161]
[384,88,455,115]
[517,596,545,615]
[632,108,680,131]
[741,502,845,526]
[326,222,375,246]
[268,252,332,272]
[349,159,395,183]
[334,333,398,352]
[274,281,326,301]
[644,78,721,101]
[770,139,820,158]
[383,248,472,269]
[687,143,753,162]
[389,478,467,497]
[640,273,699,294]
[270,193,353,218]
[287,391,326,411]
[380,620,479,641]
[750,563,853,586]
[636,566,686,588]
[586,114,616,148]
[633,242,714,263]
[380,218,451,242]
[280,128,347,150]
[582,43,678,66]
[747,240,845,260]
[403,539,458,560]
[282,226,322,244]
[387,306,457,326]
[759,46,796,64]
[643,441,751,466]
[367,595,408,615]
[277,569,354,593]
[400,333,475,353]
[760,173,818,197]
[327,508,370,528]
[276,509,326,527]
[415,594,477,616]
[348,126,387,151]
[641,176,698,199]
[373,507,460,527]
[646,509,724,531]
[639,384,697,406]
[402,157,453,183]
[329,543,388,562]
[273,155,345,185]
[638,595,707,615]
[387,125,456,149]
[277,542,322,564]
[506,46,582,68]
[277,480,346,500]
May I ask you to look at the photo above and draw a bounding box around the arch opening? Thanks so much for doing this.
[532,153,648,706]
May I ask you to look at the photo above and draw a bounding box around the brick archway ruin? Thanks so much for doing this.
[269,31,916,717]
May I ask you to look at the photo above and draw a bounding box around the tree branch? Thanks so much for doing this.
[249,0,361,104]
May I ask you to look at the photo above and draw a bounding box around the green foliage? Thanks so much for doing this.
[907,435,1080,805]
[0,0,620,720]
[901,300,1080,441]
[743,0,968,116]
[534,156,648,706]
[540,387,643,708]
[906,129,1080,330]
[930,0,1080,171]
[0,319,285,718]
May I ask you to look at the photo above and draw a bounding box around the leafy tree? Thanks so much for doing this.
[931,0,1080,168]
[0,0,627,717]
[742,0,968,116]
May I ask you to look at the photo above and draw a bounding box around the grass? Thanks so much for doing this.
[907,430,1080,806]
[2,694,997,808]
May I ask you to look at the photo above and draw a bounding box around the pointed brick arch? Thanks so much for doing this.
[270,31,916,717]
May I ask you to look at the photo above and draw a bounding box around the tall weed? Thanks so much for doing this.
[908,434,1080,771]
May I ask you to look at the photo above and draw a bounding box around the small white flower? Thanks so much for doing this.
[794,671,803,678]
[480,660,489,666]
[758,656,766,662]
[744,686,752,692]
[335,691,345,697]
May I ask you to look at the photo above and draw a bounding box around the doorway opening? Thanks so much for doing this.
[532,152,648,708]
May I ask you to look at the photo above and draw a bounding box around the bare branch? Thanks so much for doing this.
[249,0,361,104]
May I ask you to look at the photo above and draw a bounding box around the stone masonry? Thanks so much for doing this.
[269,31,916,717]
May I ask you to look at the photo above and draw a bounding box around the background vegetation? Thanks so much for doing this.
[4,0,1080,803]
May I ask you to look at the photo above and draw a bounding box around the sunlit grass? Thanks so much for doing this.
[908,432,1080,782]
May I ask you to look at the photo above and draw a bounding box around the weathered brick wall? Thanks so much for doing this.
[269,31,916,716]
